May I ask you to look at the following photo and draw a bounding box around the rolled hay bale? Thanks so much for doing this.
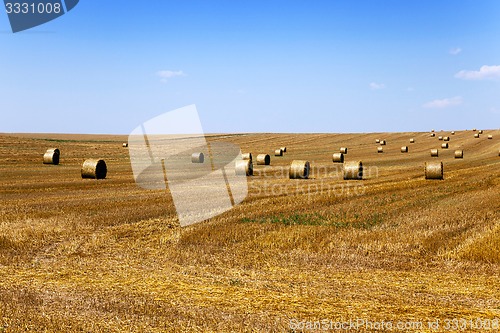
[280,147,287,153]
[377,147,383,153]
[430,133,436,137]
[431,129,435,132]
[340,147,348,154]
[191,152,204,163]
[256,154,270,165]
[438,136,443,140]
[235,160,253,176]
[332,152,344,163]
[441,143,449,149]
[380,140,386,145]
[241,153,252,161]
[451,131,455,135]
[122,143,128,148]
[375,139,380,143]
[289,160,310,179]
[43,148,60,165]
[81,159,107,179]
[473,128,477,131]
[454,150,464,159]
[474,133,480,138]
[401,146,408,153]
[425,161,443,180]
[430,149,439,157]
[343,161,363,180]
[488,135,493,139]
[410,138,415,143]
[274,149,283,157]
[443,136,450,141]
[479,130,483,134]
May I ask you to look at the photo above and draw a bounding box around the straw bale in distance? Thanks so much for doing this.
[488,135,493,139]
[454,150,463,159]
[332,153,344,163]
[81,159,107,179]
[443,136,450,141]
[425,161,443,180]
[380,140,386,145]
[280,147,287,153]
[340,147,348,154]
[289,160,310,179]
[122,143,128,147]
[275,149,283,157]
[241,153,252,161]
[43,148,60,165]
[343,161,363,180]
[451,131,455,135]
[431,133,436,137]
[235,160,253,176]
[401,146,408,153]
[256,154,270,165]
[441,143,449,149]
[430,149,438,157]
[191,152,204,163]
[410,138,415,143]
[438,136,443,140]
[474,133,480,138]
[479,130,483,134]
[375,139,380,143]
[377,147,383,153]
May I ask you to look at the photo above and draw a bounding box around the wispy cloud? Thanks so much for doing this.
[369,82,386,90]
[156,70,186,82]
[423,96,463,109]
[455,65,500,80]
[449,47,462,55]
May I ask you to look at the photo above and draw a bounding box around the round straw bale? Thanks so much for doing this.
[441,143,449,149]
[430,149,439,157]
[474,133,480,138]
[479,130,483,134]
[438,136,443,140]
[280,147,287,153]
[425,161,443,180]
[332,152,344,163]
[256,154,270,165]
[498,149,500,157]
[343,161,363,180]
[377,147,383,153]
[235,160,253,176]
[401,146,408,153]
[488,135,493,139]
[454,150,463,159]
[191,152,204,163]
[473,128,477,131]
[375,139,380,143]
[289,160,310,179]
[340,147,348,154]
[43,148,60,165]
[241,153,252,161]
[274,149,283,157]
[81,159,107,179]
[122,143,128,147]
[410,138,415,143]
[380,140,386,145]
[443,136,450,141]
[451,131,455,135]
[431,133,436,137]
[431,129,435,132]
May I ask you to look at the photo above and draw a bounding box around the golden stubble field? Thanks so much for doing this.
[0,130,500,332]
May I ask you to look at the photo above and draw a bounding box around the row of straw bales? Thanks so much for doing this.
[43,148,107,179]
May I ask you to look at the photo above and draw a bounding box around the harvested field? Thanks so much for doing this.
[0,130,500,332]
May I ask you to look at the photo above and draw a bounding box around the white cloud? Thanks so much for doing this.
[156,70,186,82]
[423,96,463,109]
[449,47,462,55]
[369,82,386,90]
[455,65,500,80]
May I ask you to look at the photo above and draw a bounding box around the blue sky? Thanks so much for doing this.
[1,1,499,134]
